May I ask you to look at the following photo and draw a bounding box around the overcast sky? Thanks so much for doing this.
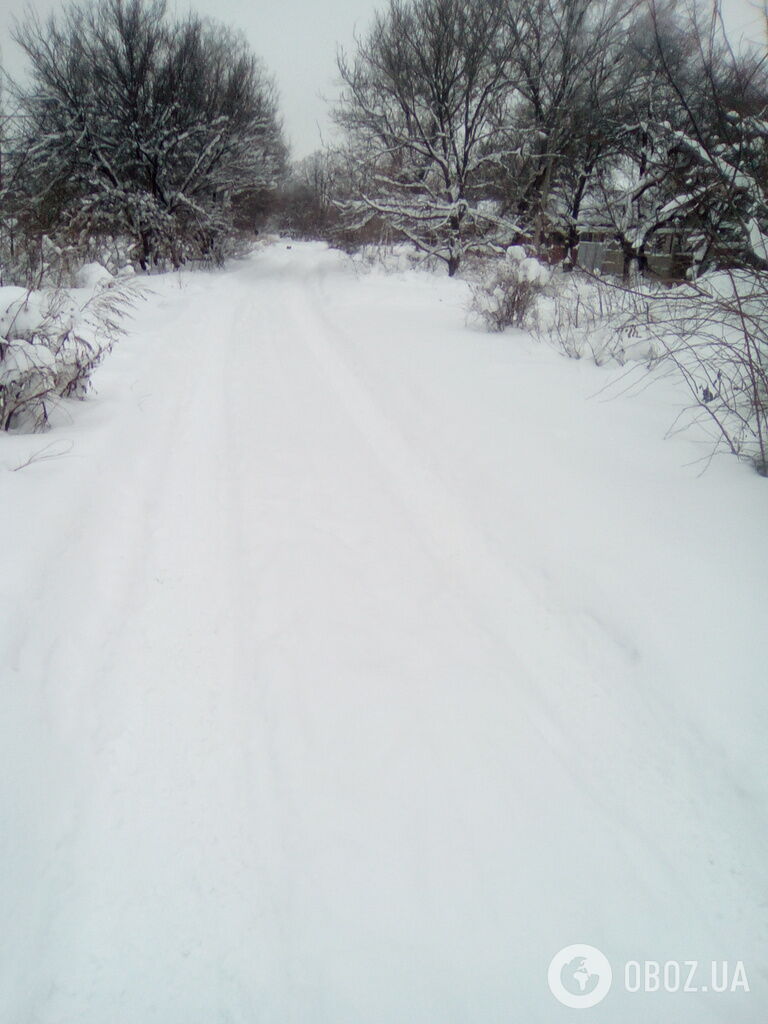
[1,0,765,161]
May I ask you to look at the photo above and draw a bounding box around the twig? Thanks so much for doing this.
[11,438,74,471]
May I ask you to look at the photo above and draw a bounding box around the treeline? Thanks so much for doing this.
[289,0,768,281]
[2,0,766,286]
[0,0,765,466]
[0,0,286,285]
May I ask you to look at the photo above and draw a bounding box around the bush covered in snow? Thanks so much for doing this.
[0,223,138,292]
[349,242,445,275]
[659,272,768,475]
[467,254,768,474]
[535,272,663,365]
[468,248,552,331]
[536,268,768,474]
[0,265,135,432]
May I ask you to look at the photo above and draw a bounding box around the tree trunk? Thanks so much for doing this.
[621,239,647,284]
[566,166,592,268]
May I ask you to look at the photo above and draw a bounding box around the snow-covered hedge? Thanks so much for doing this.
[464,249,768,473]
[0,263,135,431]
[536,269,768,474]
[536,272,663,364]
[0,224,140,291]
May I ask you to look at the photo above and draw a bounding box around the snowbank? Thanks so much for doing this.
[0,266,134,431]
[532,267,768,471]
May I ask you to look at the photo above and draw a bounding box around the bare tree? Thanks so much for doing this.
[7,0,286,271]
[643,2,768,472]
[280,150,349,239]
[335,0,516,275]
[644,0,768,274]
[499,0,637,255]
[557,3,768,472]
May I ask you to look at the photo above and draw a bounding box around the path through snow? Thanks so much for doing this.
[1,243,766,1022]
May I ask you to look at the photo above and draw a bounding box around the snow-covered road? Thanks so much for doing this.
[1,243,767,1022]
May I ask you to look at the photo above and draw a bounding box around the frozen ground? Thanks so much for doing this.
[1,241,766,1022]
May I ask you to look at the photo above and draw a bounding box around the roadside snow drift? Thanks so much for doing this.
[1,242,766,1023]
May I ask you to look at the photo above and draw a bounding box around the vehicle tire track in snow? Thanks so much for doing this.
[287,262,629,736]
[257,255,742,910]
[3,245,765,1024]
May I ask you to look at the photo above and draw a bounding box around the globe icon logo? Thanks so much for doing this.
[548,944,612,1008]
[562,955,601,996]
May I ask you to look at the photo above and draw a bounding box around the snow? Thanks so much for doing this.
[0,288,56,342]
[0,275,132,431]
[0,338,57,376]
[747,217,768,263]
[504,244,551,284]
[1,241,766,1022]
[75,261,115,290]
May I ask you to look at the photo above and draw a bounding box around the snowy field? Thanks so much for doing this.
[1,241,766,1022]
